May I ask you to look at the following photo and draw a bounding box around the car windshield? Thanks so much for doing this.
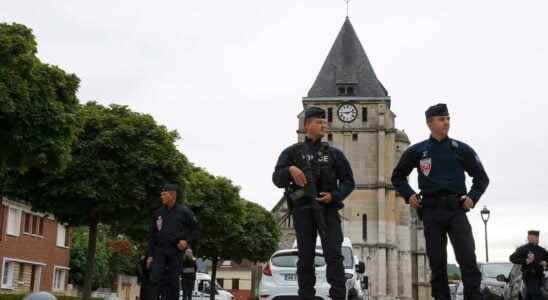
[272,252,326,267]
[342,247,354,269]
[481,263,513,278]
[315,246,354,268]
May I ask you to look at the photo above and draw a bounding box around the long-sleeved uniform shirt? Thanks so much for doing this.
[391,136,489,203]
[272,137,355,209]
[148,203,200,256]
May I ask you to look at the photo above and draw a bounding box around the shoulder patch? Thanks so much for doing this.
[451,140,459,148]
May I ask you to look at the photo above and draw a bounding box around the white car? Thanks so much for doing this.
[188,272,234,300]
[259,237,367,300]
[259,248,330,300]
[294,237,368,300]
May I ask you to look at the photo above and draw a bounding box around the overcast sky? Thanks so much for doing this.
[4,0,548,264]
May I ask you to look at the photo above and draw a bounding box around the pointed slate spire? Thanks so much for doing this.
[307,18,388,98]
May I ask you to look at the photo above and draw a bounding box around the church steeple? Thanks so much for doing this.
[307,18,387,98]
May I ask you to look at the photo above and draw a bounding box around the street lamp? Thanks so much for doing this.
[480,206,491,262]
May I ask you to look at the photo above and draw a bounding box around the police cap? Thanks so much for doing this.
[161,182,178,192]
[304,107,326,121]
[425,103,449,119]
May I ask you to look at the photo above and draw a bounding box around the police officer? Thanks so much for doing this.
[510,230,548,300]
[147,183,200,300]
[273,107,355,300]
[391,103,489,300]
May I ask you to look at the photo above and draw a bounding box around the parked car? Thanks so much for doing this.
[479,262,514,299]
[259,248,330,300]
[296,237,368,300]
[193,272,234,300]
[496,264,548,300]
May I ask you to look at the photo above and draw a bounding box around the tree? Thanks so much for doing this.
[185,169,280,300]
[70,226,113,290]
[236,200,280,263]
[184,168,245,300]
[0,23,79,175]
[16,102,189,300]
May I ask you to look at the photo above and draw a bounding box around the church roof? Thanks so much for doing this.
[307,18,388,98]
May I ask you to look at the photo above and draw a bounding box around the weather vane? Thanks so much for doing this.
[345,0,351,17]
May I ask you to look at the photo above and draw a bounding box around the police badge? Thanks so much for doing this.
[420,158,432,176]
[156,216,163,231]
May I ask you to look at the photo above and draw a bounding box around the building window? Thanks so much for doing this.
[328,133,333,141]
[352,134,358,141]
[6,207,22,236]
[17,263,25,283]
[362,107,368,122]
[53,267,67,291]
[1,261,14,289]
[217,278,224,288]
[232,279,240,290]
[327,108,333,122]
[336,83,357,96]
[362,214,367,241]
[24,213,45,236]
[56,224,68,247]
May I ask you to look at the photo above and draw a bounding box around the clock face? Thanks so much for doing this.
[337,103,358,123]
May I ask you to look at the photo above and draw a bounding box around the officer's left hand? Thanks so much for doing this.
[178,240,188,251]
[461,196,475,209]
[317,192,333,204]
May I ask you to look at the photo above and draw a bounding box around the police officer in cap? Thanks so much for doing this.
[391,103,489,300]
[147,182,200,300]
[273,107,355,300]
[510,230,548,300]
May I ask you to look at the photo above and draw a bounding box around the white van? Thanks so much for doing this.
[186,272,234,300]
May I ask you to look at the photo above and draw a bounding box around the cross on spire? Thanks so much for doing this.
[345,0,351,17]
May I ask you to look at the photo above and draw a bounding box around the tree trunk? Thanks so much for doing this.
[83,220,99,300]
[210,257,218,300]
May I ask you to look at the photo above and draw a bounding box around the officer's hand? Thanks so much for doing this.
[317,192,333,204]
[146,257,153,269]
[461,196,475,209]
[409,194,422,209]
[289,166,307,187]
[527,253,535,264]
[178,240,188,251]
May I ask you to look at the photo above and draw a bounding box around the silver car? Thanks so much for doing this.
[479,262,514,299]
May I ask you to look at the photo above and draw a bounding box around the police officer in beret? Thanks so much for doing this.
[147,183,200,300]
[391,103,489,300]
[510,230,548,300]
[273,107,355,300]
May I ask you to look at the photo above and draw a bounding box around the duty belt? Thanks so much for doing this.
[421,193,464,210]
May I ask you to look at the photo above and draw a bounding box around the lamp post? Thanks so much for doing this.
[480,206,491,262]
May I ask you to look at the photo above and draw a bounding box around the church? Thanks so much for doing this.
[271,17,432,300]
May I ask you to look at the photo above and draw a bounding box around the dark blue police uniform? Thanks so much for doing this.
[391,104,489,300]
[148,201,199,300]
[272,107,355,300]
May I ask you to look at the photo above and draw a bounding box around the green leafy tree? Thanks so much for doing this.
[17,102,189,300]
[184,168,245,300]
[236,200,280,263]
[0,23,79,175]
[70,226,113,289]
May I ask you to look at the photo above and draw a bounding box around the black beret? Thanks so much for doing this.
[161,182,178,192]
[528,230,540,236]
[304,107,326,120]
[425,103,449,119]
